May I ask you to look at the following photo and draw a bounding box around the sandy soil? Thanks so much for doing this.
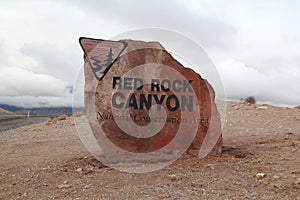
[0,102,299,199]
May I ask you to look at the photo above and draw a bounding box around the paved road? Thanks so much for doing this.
[0,116,49,132]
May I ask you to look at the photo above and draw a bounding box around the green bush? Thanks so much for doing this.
[244,96,256,104]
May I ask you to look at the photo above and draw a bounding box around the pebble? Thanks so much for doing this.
[168,174,177,181]
[58,184,71,189]
[292,178,300,189]
[273,175,280,179]
[257,106,268,110]
[234,153,246,158]
[291,170,300,174]
[76,168,83,172]
[284,135,290,140]
[84,184,92,189]
[205,164,215,170]
[291,141,300,147]
[256,173,267,179]
[286,132,294,136]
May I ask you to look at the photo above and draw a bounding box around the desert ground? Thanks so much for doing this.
[0,101,299,199]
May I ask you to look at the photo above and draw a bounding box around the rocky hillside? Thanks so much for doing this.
[0,107,13,115]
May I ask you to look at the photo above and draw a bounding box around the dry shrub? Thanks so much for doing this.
[244,96,256,104]
[73,110,86,117]
[45,115,68,125]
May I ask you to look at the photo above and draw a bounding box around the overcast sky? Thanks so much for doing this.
[0,0,299,108]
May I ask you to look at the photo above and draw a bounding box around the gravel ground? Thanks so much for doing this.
[0,101,299,199]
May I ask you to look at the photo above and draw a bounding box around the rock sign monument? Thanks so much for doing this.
[79,37,222,171]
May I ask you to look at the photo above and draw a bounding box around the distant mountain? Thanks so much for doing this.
[0,104,21,112]
[0,104,84,115]
[14,109,32,115]
[30,107,74,115]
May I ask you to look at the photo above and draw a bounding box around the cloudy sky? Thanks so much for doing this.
[0,0,299,108]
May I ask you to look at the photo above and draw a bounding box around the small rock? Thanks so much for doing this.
[84,184,92,189]
[76,168,83,172]
[284,135,290,140]
[291,170,300,174]
[291,141,300,147]
[292,178,300,189]
[205,164,215,170]
[256,173,267,179]
[63,180,68,184]
[284,132,294,140]
[273,175,280,179]
[167,174,182,181]
[257,106,268,110]
[286,132,294,136]
[269,182,283,189]
[234,153,246,158]
[168,174,177,181]
[58,184,71,189]
[42,166,50,170]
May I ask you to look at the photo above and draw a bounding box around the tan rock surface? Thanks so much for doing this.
[0,107,13,115]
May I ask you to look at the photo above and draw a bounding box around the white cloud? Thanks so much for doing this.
[20,42,82,83]
[0,96,72,108]
[72,0,237,49]
[0,67,70,97]
[216,59,300,106]
[0,0,299,107]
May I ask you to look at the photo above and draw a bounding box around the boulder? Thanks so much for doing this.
[82,39,222,157]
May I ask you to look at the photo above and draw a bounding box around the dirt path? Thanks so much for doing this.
[0,102,299,199]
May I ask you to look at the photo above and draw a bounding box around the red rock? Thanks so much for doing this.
[82,39,222,157]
